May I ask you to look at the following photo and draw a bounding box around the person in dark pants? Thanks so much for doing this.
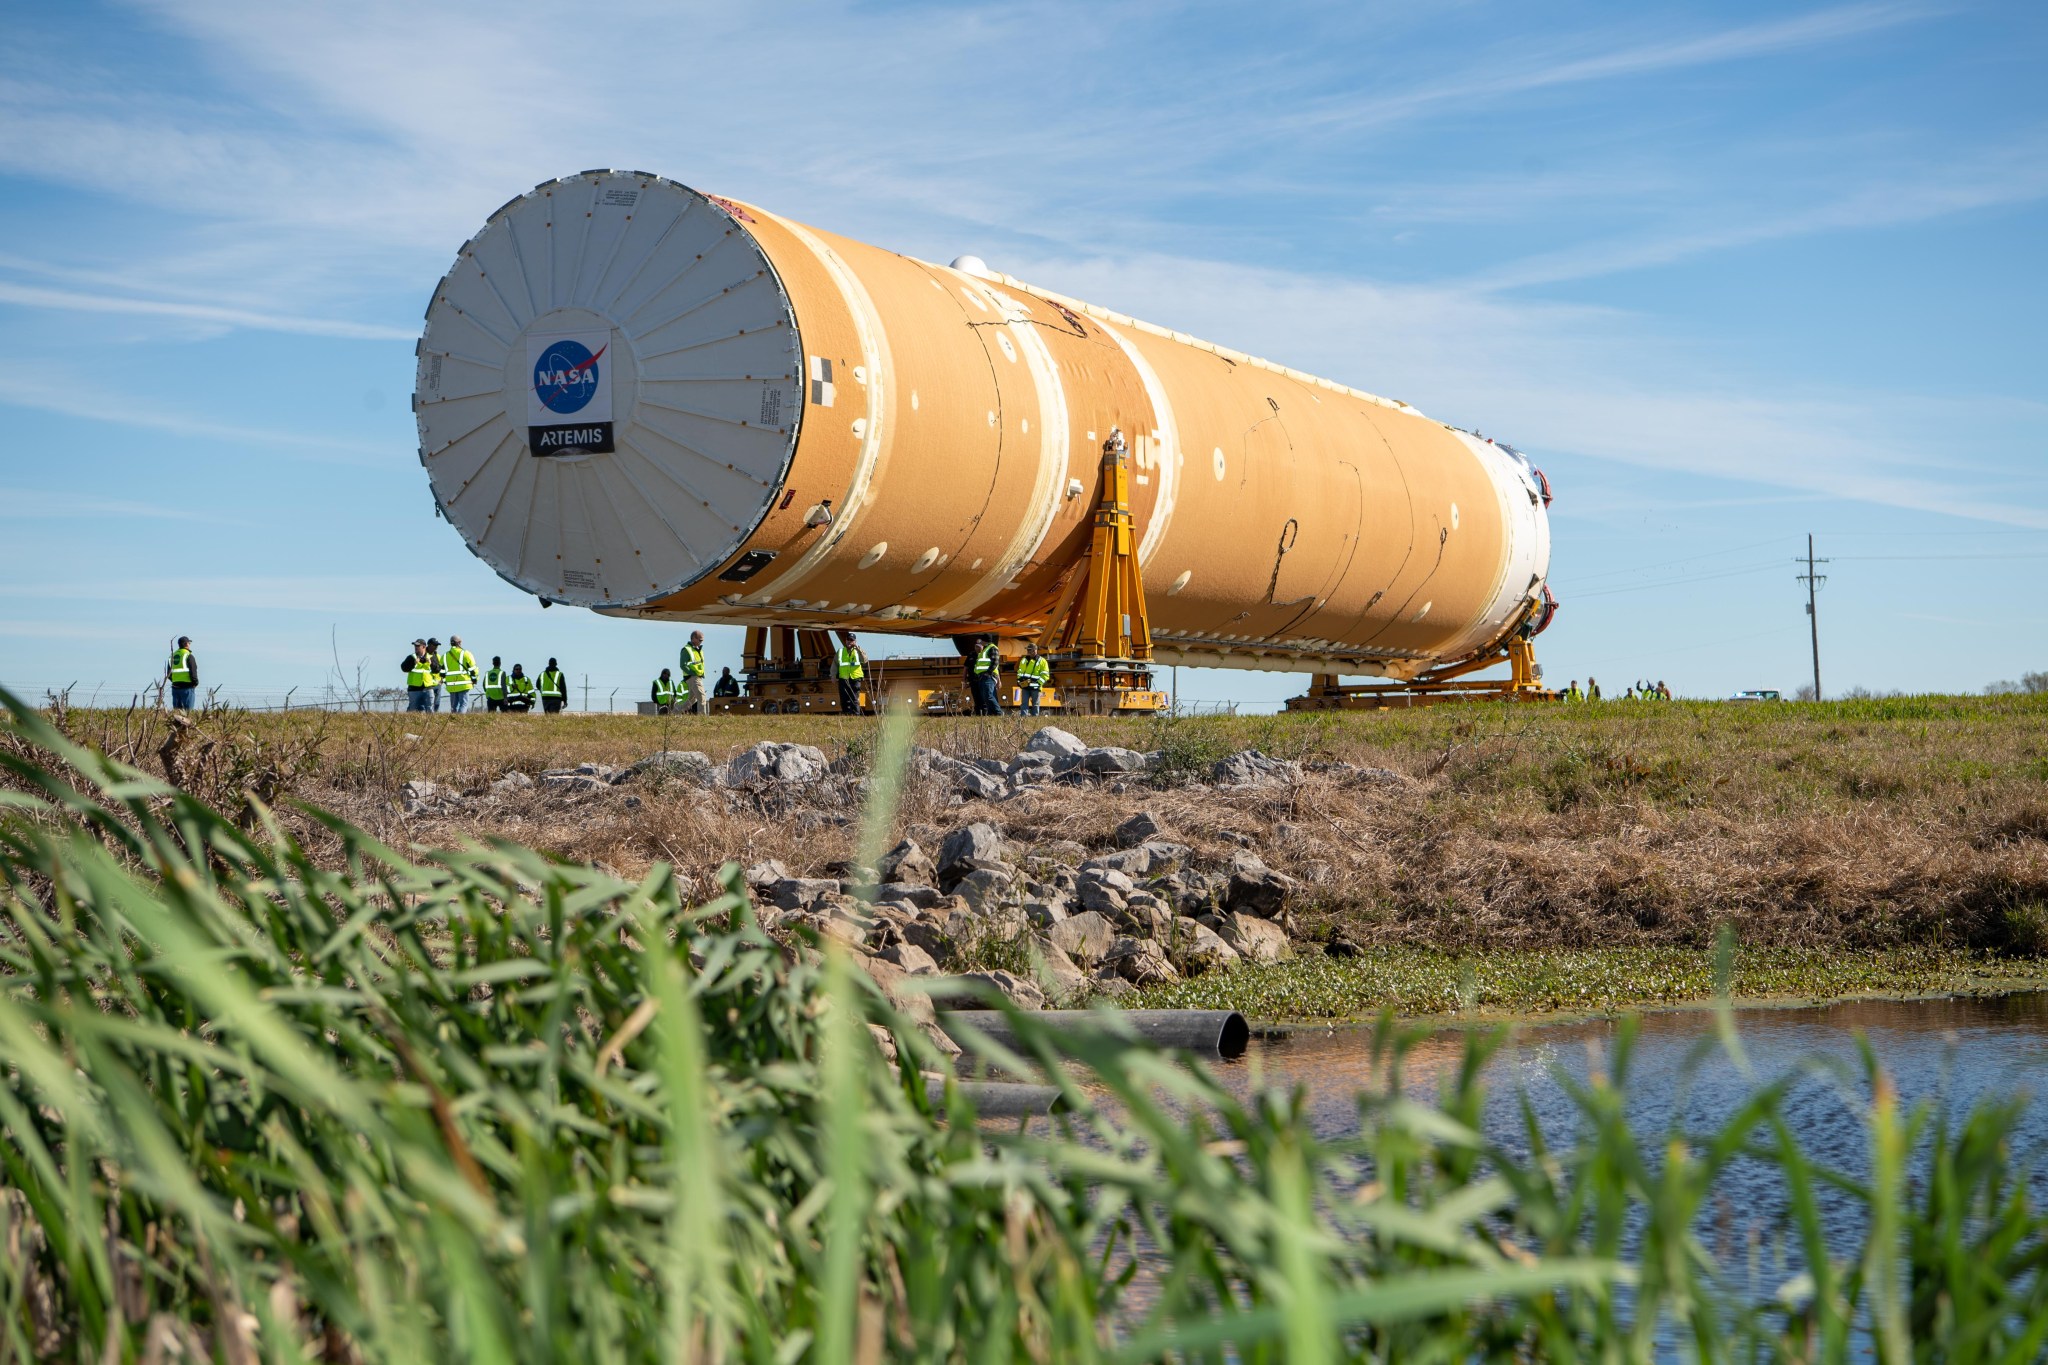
[403,639,437,713]
[482,656,508,711]
[538,658,568,714]
[833,630,869,715]
[504,664,536,712]
[165,636,198,711]
[650,667,676,714]
[968,635,1004,716]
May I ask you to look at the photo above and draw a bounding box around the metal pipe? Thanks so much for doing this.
[940,1009,1251,1061]
[925,1077,1066,1118]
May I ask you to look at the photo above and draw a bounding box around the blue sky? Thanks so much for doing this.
[1,0,2043,710]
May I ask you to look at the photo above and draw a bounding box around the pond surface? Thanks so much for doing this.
[1225,992,2048,1158]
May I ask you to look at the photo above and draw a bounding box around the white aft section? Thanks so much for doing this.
[414,172,803,609]
[1436,429,1552,660]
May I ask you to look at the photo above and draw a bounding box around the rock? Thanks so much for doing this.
[1042,839,1089,863]
[727,741,829,785]
[957,970,1046,1011]
[487,771,533,797]
[1047,910,1116,966]
[880,942,940,975]
[1091,975,1137,999]
[877,838,937,887]
[542,762,617,781]
[968,757,1011,777]
[1081,746,1148,774]
[615,750,713,784]
[1225,852,1298,917]
[1221,912,1292,963]
[899,918,956,966]
[938,822,1007,885]
[1085,847,1154,878]
[744,859,792,889]
[1102,937,1179,986]
[854,955,937,1027]
[818,907,870,949]
[1123,899,1174,940]
[541,774,610,795]
[954,767,1010,801]
[875,882,943,909]
[1007,751,1055,777]
[1032,937,1089,1003]
[767,877,840,911]
[1078,879,1129,915]
[1169,916,1240,972]
[400,779,458,814]
[952,867,1016,916]
[1023,898,1069,929]
[1114,811,1167,848]
[1024,725,1088,759]
[1210,749,1303,787]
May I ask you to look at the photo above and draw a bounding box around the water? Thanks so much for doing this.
[1222,991,2048,1289]
[1226,992,2048,1158]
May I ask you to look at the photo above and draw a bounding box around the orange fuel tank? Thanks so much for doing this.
[414,171,1551,679]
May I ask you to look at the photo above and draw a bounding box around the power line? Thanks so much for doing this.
[1567,562,1783,599]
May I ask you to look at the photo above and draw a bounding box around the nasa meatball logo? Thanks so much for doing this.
[532,339,604,414]
[524,329,616,454]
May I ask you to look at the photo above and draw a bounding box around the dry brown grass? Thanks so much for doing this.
[16,691,2048,956]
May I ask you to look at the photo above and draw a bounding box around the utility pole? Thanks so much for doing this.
[582,674,590,712]
[1796,534,1828,701]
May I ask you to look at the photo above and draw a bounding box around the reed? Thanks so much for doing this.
[3,688,2045,1361]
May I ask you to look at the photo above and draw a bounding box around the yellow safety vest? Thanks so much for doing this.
[679,643,706,677]
[406,656,435,688]
[836,645,864,680]
[167,648,194,684]
[509,675,536,698]
[1019,656,1049,686]
[483,667,507,698]
[442,648,476,691]
[973,643,1000,676]
[539,670,565,699]
[652,677,675,705]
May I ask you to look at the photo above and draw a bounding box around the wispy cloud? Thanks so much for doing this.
[0,373,397,463]
[0,487,235,521]
[1283,1,1936,136]
[0,280,412,340]
[1464,138,2048,291]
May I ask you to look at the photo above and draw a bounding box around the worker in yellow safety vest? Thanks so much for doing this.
[538,659,567,714]
[1565,680,1584,703]
[482,657,508,712]
[833,630,869,715]
[441,635,478,714]
[1016,643,1050,716]
[165,636,199,711]
[650,668,677,714]
[505,665,536,712]
[403,639,438,713]
[968,636,1003,716]
[678,629,709,715]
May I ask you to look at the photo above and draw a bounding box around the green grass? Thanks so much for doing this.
[1129,945,2048,1023]
[7,686,2048,1360]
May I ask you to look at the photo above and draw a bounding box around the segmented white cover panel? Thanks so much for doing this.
[414,172,802,607]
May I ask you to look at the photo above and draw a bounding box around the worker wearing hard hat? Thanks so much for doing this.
[442,635,478,713]
[678,630,709,715]
[1016,643,1050,716]
[834,630,869,715]
[403,640,438,712]
[651,667,677,715]
[165,636,198,711]
[482,656,508,711]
